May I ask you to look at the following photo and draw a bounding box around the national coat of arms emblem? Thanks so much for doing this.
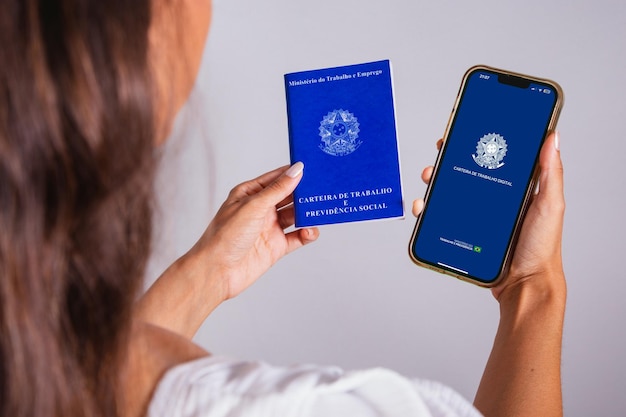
[319,109,361,157]
[472,133,507,170]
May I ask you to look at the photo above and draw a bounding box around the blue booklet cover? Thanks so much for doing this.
[285,60,404,227]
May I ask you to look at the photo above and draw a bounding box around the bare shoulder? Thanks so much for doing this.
[136,320,208,362]
[121,321,209,417]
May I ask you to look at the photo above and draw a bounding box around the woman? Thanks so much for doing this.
[0,1,566,416]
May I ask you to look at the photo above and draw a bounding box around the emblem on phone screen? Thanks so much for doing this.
[472,133,507,169]
[319,109,361,157]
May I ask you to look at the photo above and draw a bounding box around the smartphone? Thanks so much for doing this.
[408,65,563,287]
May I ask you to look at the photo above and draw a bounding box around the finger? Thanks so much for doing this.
[229,165,290,200]
[284,227,320,253]
[436,138,443,150]
[277,205,295,230]
[276,195,294,210]
[535,131,565,213]
[412,198,425,217]
[257,162,304,207]
[421,166,434,184]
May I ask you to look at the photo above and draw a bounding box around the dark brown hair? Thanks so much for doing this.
[0,1,155,416]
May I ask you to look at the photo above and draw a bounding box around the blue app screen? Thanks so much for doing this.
[411,68,558,283]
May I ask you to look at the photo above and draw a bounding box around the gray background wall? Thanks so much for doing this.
[146,0,626,415]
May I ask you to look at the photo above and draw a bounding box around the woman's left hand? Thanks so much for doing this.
[137,162,319,337]
[191,162,319,301]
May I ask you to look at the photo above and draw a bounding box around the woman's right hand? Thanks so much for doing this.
[414,132,567,417]
[491,131,566,302]
[412,132,566,303]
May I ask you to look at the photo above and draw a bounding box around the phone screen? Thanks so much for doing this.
[411,68,559,284]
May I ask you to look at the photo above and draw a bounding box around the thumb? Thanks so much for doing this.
[258,161,304,206]
[536,131,565,210]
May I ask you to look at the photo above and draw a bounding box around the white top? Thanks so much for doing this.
[148,356,483,417]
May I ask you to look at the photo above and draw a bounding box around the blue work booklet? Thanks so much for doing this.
[285,60,404,227]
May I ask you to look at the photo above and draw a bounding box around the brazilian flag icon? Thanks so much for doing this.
[473,246,482,253]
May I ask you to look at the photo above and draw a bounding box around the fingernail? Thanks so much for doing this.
[554,130,560,151]
[285,161,304,178]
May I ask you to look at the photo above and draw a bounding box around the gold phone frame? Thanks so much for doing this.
[408,65,564,288]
